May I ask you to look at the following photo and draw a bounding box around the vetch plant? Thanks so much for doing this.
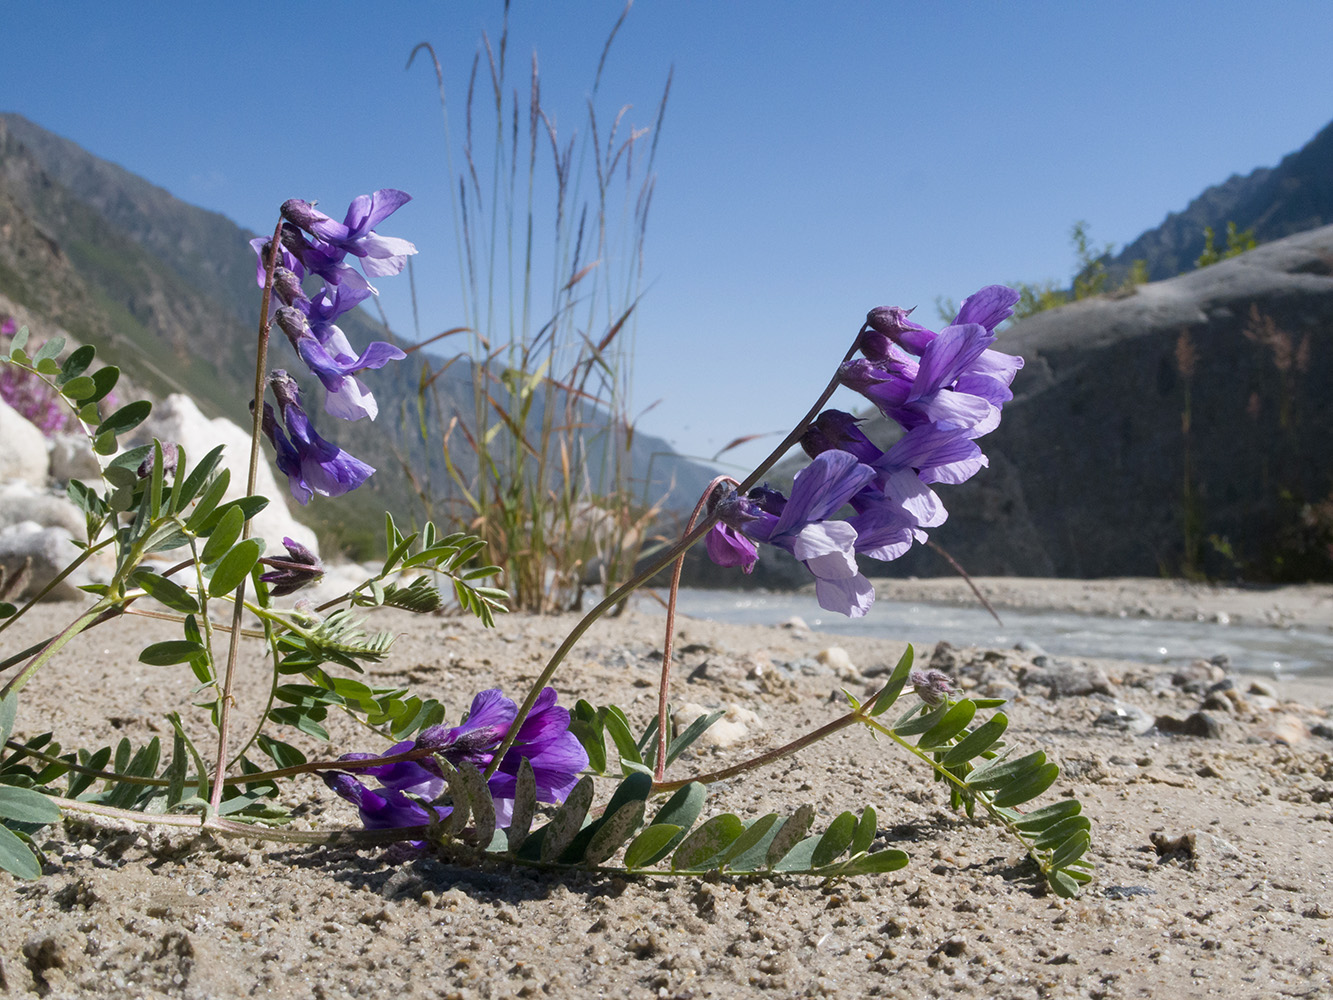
[0,189,1091,899]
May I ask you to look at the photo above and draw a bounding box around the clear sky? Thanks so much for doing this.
[6,2,1333,475]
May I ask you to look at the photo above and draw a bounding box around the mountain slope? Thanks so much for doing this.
[0,113,719,555]
[1109,118,1333,281]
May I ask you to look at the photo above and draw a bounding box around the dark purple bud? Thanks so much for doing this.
[137,442,178,479]
[268,369,302,411]
[272,268,309,308]
[909,667,955,706]
[258,536,325,596]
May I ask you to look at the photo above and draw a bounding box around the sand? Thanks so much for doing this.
[2,578,1331,999]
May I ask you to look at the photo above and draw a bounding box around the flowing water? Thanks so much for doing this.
[660,587,1333,685]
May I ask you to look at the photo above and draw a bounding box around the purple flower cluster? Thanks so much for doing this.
[251,191,415,503]
[706,286,1024,618]
[325,687,588,836]
[0,318,78,437]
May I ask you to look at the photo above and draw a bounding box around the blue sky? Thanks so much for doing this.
[6,2,1333,475]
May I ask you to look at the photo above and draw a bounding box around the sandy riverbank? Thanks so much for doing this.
[2,594,1332,998]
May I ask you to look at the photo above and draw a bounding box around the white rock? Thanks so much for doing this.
[0,396,51,486]
[48,432,103,484]
[0,481,86,537]
[137,394,318,557]
[0,521,113,600]
[674,702,761,749]
[816,646,860,680]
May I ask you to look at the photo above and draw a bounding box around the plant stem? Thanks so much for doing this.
[207,220,282,819]
[653,476,737,781]
[486,325,868,780]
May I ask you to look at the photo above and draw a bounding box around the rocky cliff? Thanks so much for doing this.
[887,226,1333,581]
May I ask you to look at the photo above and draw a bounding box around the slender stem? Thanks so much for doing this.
[653,476,737,781]
[8,738,438,790]
[207,220,282,818]
[0,597,117,699]
[486,324,867,780]
[651,709,863,794]
[0,536,116,638]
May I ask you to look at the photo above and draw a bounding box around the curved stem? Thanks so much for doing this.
[0,596,117,699]
[485,324,868,781]
[207,219,282,819]
[653,476,738,781]
[0,536,117,638]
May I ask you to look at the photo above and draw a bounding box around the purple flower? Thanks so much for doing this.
[282,189,417,279]
[275,307,405,421]
[858,286,1025,416]
[709,451,877,617]
[326,687,588,835]
[261,372,374,505]
[258,537,325,596]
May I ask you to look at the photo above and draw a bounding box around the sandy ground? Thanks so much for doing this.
[2,579,1332,999]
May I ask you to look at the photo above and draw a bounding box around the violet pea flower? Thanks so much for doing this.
[276,307,404,421]
[282,189,418,279]
[262,372,374,504]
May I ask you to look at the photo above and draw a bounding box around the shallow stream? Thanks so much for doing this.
[661,587,1333,684]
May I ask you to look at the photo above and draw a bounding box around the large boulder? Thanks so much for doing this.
[873,225,1333,581]
[137,394,319,558]
[0,396,50,486]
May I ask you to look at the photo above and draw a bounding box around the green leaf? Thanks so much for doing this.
[891,702,949,737]
[148,440,165,520]
[871,644,915,716]
[1033,815,1092,850]
[968,751,1047,791]
[665,709,725,767]
[505,757,537,853]
[0,787,61,824]
[600,706,642,769]
[583,799,646,866]
[633,782,706,867]
[31,336,66,366]
[917,700,977,750]
[942,713,1009,766]
[0,602,14,620]
[717,813,781,869]
[173,445,225,513]
[59,375,96,402]
[131,570,200,614]
[182,470,231,531]
[256,735,307,769]
[990,762,1060,808]
[1012,799,1082,832]
[539,776,594,862]
[58,344,96,383]
[849,805,878,857]
[822,849,910,876]
[7,326,30,356]
[195,496,268,537]
[623,824,684,870]
[0,691,16,746]
[568,719,606,774]
[139,640,208,666]
[0,825,41,880]
[200,506,247,566]
[672,813,744,871]
[86,365,120,403]
[1048,869,1082,899]
[94,400,152,440]
[67,746,111,799]
[771,834,821,872]
[457,761,495,848]
[765,804,815,867]
[1047,831,1091,870]
[811,810,858,868]
[207,538,263,597]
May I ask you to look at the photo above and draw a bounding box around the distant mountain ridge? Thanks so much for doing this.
[0,113,718,554]
[1108,118,1333,282]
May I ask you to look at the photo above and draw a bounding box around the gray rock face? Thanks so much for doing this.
[882,225,1333,580]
